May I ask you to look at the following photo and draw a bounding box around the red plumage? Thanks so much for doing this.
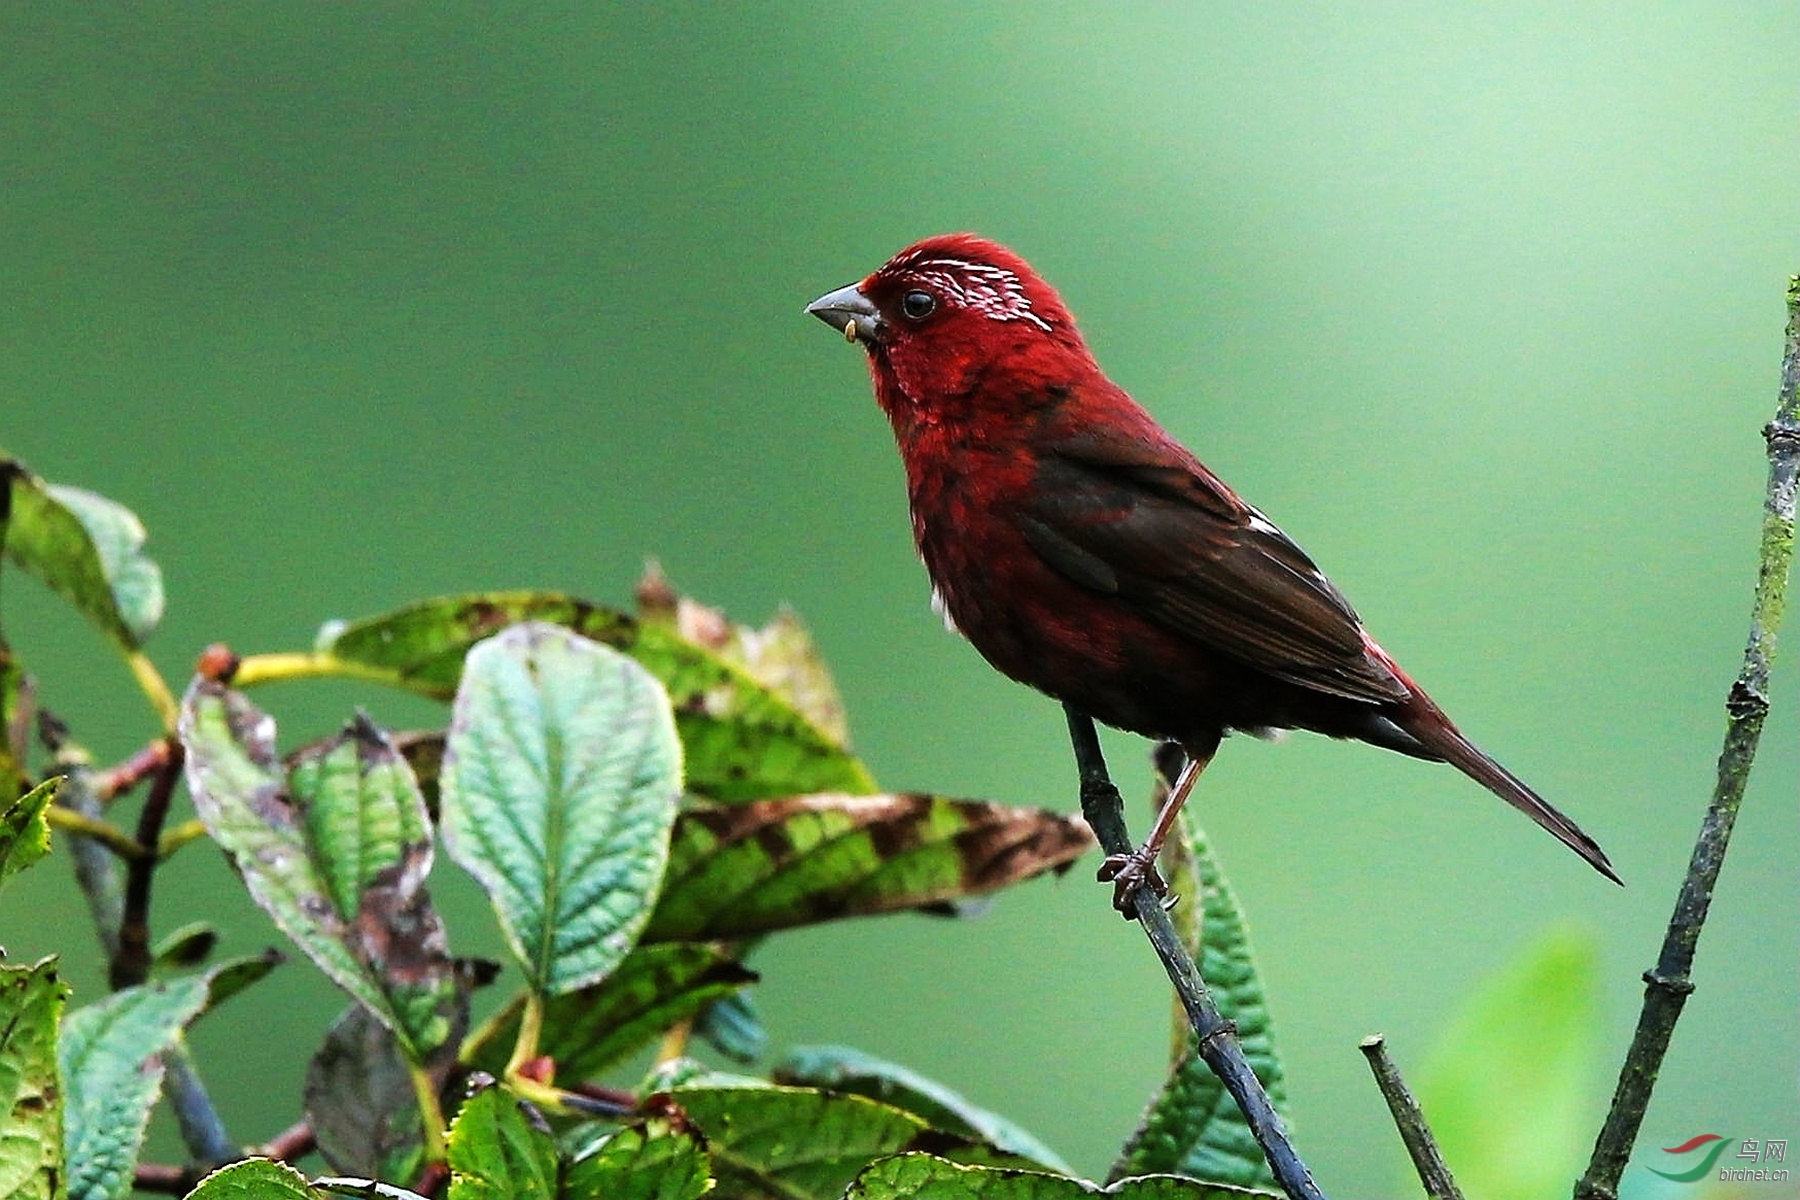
[808,233,1616,884]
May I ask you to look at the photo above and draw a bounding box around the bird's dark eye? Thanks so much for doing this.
[901,290,937,320]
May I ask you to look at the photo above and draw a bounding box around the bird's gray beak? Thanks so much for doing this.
[805,283,884,345]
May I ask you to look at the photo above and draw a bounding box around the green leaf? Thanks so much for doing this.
[318,591,874,801]
[180,685,460,1057]
[0,959,69,1200]
[562,1122,710,1200]
[639,566,851,748]
[465,942,755,1081]
[0,777,56,890]
[445,1085,559,1200]
[1,456,163,649]
[150,922,219,972]
[668,1083,929,1200]
[0,636,33,801]
[1112,807,1285,1188]
[195,950,283,1012]
[693,988,766,1064]
[312,1177,433,1200]
[776,1045,1071,1175]
[184,1158,326,1199]
[60,973,211,1200]
[304,1006,427,1185]
[849,1153,1280,1199]
[440,623,682,996]
[644,794,1093,942]
[1415,923,1600,1200]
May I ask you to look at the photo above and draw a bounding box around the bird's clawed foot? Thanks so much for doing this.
[1097,847,1177,918]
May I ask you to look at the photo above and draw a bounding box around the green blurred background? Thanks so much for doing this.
[3,5,1795,1196]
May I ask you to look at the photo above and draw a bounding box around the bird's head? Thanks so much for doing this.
[806,234,1095,427]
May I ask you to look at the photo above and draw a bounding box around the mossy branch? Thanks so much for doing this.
[1575,276,1800,1200]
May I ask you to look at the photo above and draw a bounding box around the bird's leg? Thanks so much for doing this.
[1097,734,1220,915]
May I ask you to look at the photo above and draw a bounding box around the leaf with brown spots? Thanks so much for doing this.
[639,564,851,748]
[643,795,1093,942]
[315,591,874,801]
[180,682,461,1059]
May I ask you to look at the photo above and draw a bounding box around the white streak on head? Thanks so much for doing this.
[898,255,1053,332]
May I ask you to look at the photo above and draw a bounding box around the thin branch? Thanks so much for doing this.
[44,806,148,861]
[1064,706,1326,1200]
[1575,276,1800,1200]
[1359,1035,1465,1200]
[109,737,181,991]
[93,736,175,803]
[130,1162,194,1195]
[261,1119,319,1163]
[131,1120,317,1196]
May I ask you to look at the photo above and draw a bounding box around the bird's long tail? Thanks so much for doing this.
[1360,635,1620,883]
[1400,699,1620,884]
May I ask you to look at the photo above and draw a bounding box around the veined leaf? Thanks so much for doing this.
[668,1083,930,1200]
[0,959,69,1200]
[440,623,682,996]
[180,684,459,1057]
[563,1122,710,1200]
[1112,803,1285,1188]
[317,591,874,800]
[1,454,162,649]
[184,1158,325,1199]
[777,1044,1071,1174]
[849,1153,1280,1199]
[1416,924,1600,1200]
[465,942,755,1081]
[693,988,766,1064]
[0,778,56,890]
[305,1006,428,1185]
[639,564,850,747]
[60,974,210,1200]
[445,1085,558,1200]
[644,794,1093,942]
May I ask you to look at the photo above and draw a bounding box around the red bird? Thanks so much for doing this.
[807,234,1617,901]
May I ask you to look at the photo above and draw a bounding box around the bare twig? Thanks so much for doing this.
[1575,277,1800,1200]
[131,1120,317,1195]
[130,1162,194,1195]
[261,1119,319,1163]
[1064,706,1326,1200]
[93,736,175,803]
[109,737,181,990]
[1359,1035,1465,1200]
[44,806,148,861]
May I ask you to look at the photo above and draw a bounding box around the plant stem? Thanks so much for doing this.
[231,650,398,690]
[1574,277,1800,1200]
[125,649,179,734]
[94,736,176,802]
[1063,706,1327,1200]
[45,806,148,860]
[406,1059,449,1164]
[110,738,181,990]
[1359,1035,1465,1200]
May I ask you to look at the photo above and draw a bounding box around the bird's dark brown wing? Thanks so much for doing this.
[1021,426,1410,705]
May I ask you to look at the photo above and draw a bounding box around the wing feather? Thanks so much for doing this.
[1023,429,1410,705]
